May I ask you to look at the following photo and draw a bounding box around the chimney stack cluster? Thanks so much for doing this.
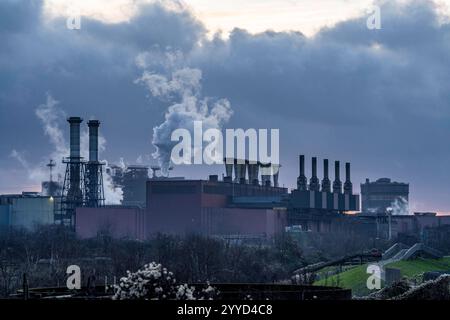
[60,117,105,226]
[223,158,281,187]
[297,155,352,195]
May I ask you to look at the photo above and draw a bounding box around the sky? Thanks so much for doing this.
[1,0,450,212]
[43,0,376,36]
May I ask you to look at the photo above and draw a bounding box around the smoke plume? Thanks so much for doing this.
[388,197,410,215]
[136,52,233,173]
[10,93,123,204]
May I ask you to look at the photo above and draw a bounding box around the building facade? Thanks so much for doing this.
[361,178,409,214]
[0,193,55,229]
[75,206,145,240]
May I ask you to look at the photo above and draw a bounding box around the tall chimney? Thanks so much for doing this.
[309,157,320,191]
[272,164,280,188]
[88,120,100,162]
[321,159,331,192]
[333,161,342,193]
[248,162,259,185]
[235,160,247,184]
[68,117,82,159]
[297,155,307,191]
[64,117,84,225]
[260,163,271,187]
[85,120,105,208]
[344,162,353,195]
[224,158,233,181]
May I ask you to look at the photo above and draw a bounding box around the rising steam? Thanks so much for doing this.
[387,197,410,215]
[136,52,233,173]
[11,93,123,204]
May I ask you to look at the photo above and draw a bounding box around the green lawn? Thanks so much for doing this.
[315,264,373,296]
[314,256,450,297]
[386,256,450,278]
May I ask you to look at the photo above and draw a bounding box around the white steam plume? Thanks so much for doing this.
[10,93,123,204]
[387,197,410,215]
[135,51,233,173]
[11,93,68,184]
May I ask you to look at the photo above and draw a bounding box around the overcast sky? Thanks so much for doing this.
[2,0,450,212]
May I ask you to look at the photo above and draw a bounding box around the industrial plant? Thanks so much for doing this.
[2,117,449,244]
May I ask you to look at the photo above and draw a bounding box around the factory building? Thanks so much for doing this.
[361,178,409,215]
[41,181,62,197]
[121,166,149,207]
[71,150,450,241]
[0,193,55,229]
[287,156,359,232]
[40,159,62,197]
[105,164,124,188]
[146,174,288,237]
[146,155,358,238]
[56,117,105,225]
[73,154,362,239]
[76,206,145,240]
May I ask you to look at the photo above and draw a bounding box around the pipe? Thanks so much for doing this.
[312,157,317,177]
[88,120,100,162]
[333,161,342,193]
[272,164,280,188]
[346,162,350,182]
[224,158,233,180]
[344,162,353,195]
[335,161,340,180]
[248,163,259,185]
[297,155,307,191]
[321,159,331,192]
[300,155,305,176]
[68,117,82,159]
[309,157,320,191]
[235,160,246,183]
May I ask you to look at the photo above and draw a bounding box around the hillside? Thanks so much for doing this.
[314,257,450,297]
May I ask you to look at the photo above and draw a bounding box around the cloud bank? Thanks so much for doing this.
[1,0,450,211]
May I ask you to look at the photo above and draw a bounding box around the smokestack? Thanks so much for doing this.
[234,160,247,183]
[297,155,307,191]
[68,117,82,159]
[85,120,105,208]
[271,164,281,188]
[344,162,353,195]
[248,162,259,185]
[61,117,84,226]
[272,164,280,188]
[224,158,233,180]
[333,161,342,193]
[309,157,320,191]
[88,120,100,162]
[321,159,331,192]
[260,163,271,187]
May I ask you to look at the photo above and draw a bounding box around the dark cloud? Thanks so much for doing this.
[0,0,41,35]
[1,0,450,211]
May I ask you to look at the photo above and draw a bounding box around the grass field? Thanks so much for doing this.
[314,256,450,297]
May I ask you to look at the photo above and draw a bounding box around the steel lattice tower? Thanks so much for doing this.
[84,120,105,208]
[59,117,85,227]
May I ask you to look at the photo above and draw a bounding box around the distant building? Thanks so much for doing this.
[74,156,362,240]
[0,193,55,229]
[121,166,149,207]
[146,177,288,237]
[76,206,145,240]
[361,178,409,215]
[106,165,124,188]
[41,181,62,197]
